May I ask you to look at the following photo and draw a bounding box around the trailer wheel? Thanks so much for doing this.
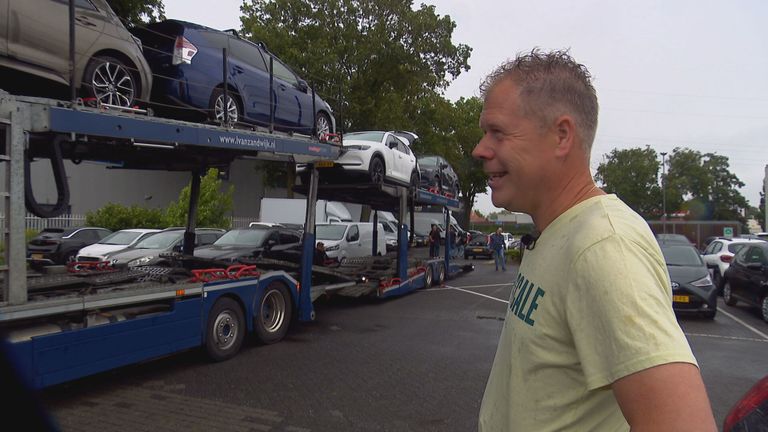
[436,263,446,285]
[424,265,433,288]
[205,297,245,362]
[255,282,292,344]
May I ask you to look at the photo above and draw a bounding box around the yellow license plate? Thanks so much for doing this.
[673,295,689,303]
[316,161,334,168]
[31,253,44,260]
[473,248,483,253]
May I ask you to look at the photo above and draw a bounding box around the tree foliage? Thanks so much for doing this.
[85,203,165,231]
[665,148,748,222]
[240,0,471,132]
[594,146,662,219]
[106,0,165,25]
[165,169,235,229]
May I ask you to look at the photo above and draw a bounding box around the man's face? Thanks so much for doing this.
[472,79,557,213]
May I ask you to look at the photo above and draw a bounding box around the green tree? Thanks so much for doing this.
[240,0,471,132]
[85,203,165,231]
[164,169,234,229]
[665,148,748,222]
[594,146,662,219]
[447,97,486,228]
[106,0,165,25]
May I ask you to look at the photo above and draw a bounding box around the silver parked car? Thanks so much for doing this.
[0,0,153,107]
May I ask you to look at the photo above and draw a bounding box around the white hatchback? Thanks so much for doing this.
[701,237,765,291]
[76,228,161,262]
[297,131,420,188]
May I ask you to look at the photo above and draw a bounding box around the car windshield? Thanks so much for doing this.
[661,245,703,266]
[470,235,488,245]
[99,231,144,245]
[134,231,182,249]
[316,225,347,241]
[728,243,749,254]
[344,131,385,143]
[419,156,439,166]
[214,229,268,247]
[656,234,690,244]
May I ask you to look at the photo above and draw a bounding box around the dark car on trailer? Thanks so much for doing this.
[194,226,302,263]
[417,154,460,198]
[131,20,335,135]
[722,241,768,322]
[27,227,112,266]
[658,241,717,319]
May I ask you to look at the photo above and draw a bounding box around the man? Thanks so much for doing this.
[313,242,329,266]
[428,224,441,258]
[473,49,716,431]
[488,227,506,271]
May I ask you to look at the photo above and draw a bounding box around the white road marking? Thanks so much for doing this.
[717,307,768,340]
[448,282,515,289]
[443,285,509,303]
[684,333,768,343]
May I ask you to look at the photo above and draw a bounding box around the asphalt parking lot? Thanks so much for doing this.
[41,254,768,431]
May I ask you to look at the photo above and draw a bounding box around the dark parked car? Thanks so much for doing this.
[465,234,493,259]
[108,228,224,268]
[656,233,694,246]
[723,242,768,322]
[132,20,335,135]
[0,0,152,107]
[417,155,460,198]
[27,227,112,266]
[194,227,302,263]
[658,242,717,319]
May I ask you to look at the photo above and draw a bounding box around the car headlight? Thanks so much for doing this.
[344,145,371,151]
[325,245,339,251]
[690,275,713,287]
[127,255,154,267]
[387,239,397,245]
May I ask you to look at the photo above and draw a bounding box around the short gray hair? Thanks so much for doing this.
[480,49,599,154]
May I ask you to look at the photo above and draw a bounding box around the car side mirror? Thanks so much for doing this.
[440,163,449,169]
[297,79,308,92]
[266,239,277,249]
[388,141,397,149]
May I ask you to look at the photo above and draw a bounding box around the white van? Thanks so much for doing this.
[315,222,386,261]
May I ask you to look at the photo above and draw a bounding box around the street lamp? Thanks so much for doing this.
[660,152,667,234]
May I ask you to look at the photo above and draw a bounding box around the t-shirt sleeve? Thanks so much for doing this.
[565,234,697,390]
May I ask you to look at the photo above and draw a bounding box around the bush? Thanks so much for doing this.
[506,248,521,263]
[86,203,166,231]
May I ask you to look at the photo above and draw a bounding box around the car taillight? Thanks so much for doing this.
[724,376,768,431]
[720,254,733,263]
[172,36,197,65]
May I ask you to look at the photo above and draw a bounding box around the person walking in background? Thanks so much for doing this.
[473,49,715,431]
[447,226,457,258]
[488,227,506,271]
[428,224,441,258]
[456,229,466,258]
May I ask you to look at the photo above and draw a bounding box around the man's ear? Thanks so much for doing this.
[553,115,577,158]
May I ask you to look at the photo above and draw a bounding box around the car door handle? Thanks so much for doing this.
[75,16,97,27]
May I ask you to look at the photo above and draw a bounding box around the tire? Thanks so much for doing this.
[205,297,245,362]
[254,282,292,344]
[762,296,768,323]
[723,281,737,306]
[409,171,420,201]
[702,309,716,320]
[369,156,385,184]
[315,112,332,137]
[435,262,445,285]
[713,270,723,294]
[209,87,240,127]
[424,266,433,288]
[60,250,77,265]
[82,56,139,107]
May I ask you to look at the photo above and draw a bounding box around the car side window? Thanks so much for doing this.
[745,246,764,264]
[55,0,96,11]
[278,232,299,244]
[270,57,299,87]
[347,225,360,242]
[229,38,268,72]
[711,242,722,254]
[198,233,219,246]
[733,247,749,265]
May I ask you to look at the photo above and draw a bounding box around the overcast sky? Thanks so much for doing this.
[163,0,768,217]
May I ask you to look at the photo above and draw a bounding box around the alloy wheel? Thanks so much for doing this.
[91,61,135,107]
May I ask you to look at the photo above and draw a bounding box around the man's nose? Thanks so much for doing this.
[472,135,493,160]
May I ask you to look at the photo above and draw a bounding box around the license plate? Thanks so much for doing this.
[673,295,690,303]
[473,248,483,253]
[31,253,44,260]
[316,161,334,168]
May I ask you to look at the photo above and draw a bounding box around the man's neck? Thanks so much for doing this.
[532,174,603,232]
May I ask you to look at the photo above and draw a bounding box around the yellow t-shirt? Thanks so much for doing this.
[478,194,697,431]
